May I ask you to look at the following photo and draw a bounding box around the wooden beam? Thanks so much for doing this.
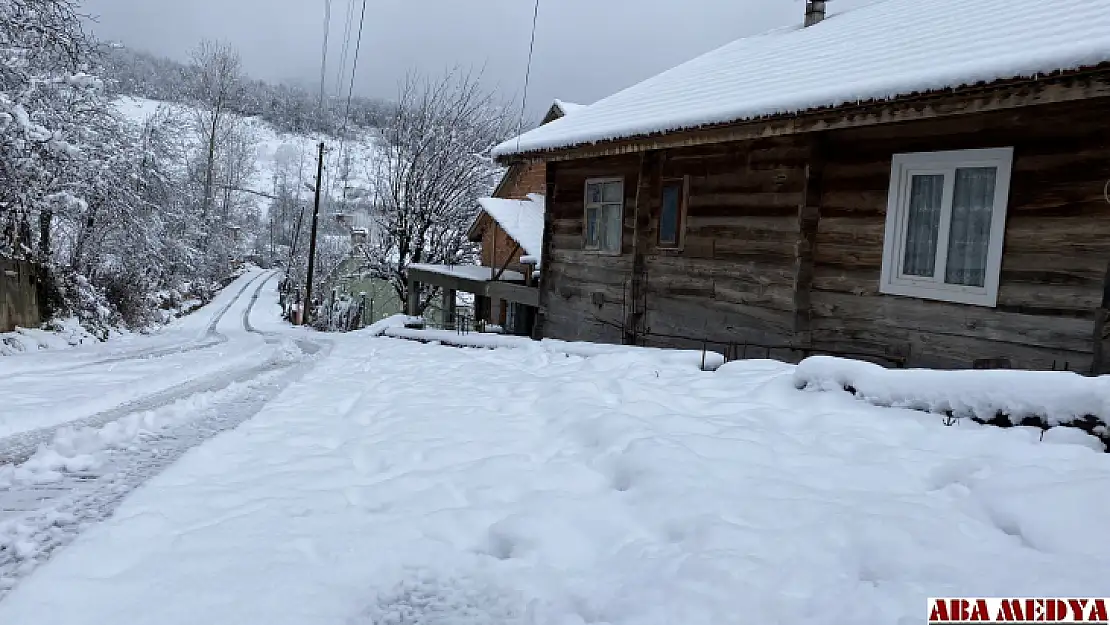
[502,68,1110,164]
[492,242,522,282]
[532,163,557,340]
[793,135,826,347]
[406,275,420,316]
[624,151,661,345]
[1091,260,1110,375]
[487,281,541,308]
[441,287,457,329]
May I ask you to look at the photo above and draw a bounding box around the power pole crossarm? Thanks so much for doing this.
[304,141,326,326]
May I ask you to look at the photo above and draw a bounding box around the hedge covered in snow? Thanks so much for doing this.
[793,356,1110,449]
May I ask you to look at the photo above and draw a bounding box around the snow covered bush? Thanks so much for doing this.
[794,356,1110,450]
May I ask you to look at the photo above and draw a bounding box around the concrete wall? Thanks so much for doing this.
[0,259,43,332]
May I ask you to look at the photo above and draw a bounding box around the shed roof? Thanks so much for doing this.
[493,0,1110,158]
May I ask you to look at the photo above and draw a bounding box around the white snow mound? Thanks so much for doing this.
[794,355,1110,428]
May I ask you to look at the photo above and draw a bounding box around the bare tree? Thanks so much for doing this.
[364,68,513,312]
[189,40,243,223]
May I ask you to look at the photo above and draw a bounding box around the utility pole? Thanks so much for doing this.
[303,141,326,326]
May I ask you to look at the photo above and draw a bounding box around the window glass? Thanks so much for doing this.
[585,206,599,248]
[660,183,682,246]
[945,167,997,288]
[602,182,622,203]
[901,174,944,278]
[602,204,622,252]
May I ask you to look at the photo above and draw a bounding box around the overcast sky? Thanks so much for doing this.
[83,0,879,118]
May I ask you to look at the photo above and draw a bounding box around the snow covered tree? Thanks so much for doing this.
[187,40,244,225]
[0,0,94,259]
[363,69,512,312]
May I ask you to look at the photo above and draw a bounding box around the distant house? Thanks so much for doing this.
[406,99,583,335]
[466,194,545,333]
[493,0,1110,372]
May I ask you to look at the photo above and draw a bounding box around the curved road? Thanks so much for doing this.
[0,270,324,596]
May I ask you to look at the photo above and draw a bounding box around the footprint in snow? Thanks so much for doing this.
[350,571,530,625]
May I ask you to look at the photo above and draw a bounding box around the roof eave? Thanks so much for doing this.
[495,64,1110,165]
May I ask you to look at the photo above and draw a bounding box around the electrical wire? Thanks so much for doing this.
[326,0,357,206]
[335,0,369,203]
[318,0,333,110]
[333,0,356,99]
[514,0,542,154]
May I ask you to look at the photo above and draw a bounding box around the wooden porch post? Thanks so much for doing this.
[442,288,457,330]
[1090,260,1110,374]
[624,150,662,345]
[406,276,420,316]
[532,161,556,340]
[793,135,826,352]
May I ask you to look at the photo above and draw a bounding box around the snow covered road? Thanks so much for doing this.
[0,270,325,595]
[1,330,1108,624]
[0,271,281,440]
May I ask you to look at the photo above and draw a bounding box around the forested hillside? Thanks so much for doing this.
[100,45,393,137]
[2,0,514,342]
[1,0,382,336]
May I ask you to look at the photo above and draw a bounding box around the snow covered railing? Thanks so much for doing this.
[794,356,1110,450]
[374,323,726,371]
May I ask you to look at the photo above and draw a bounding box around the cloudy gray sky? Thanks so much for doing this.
[83,0,878,117]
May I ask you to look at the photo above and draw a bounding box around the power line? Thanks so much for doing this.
[342,0,368,142]
[336,0,369,203]
[514,0,542,154]
[333,0,356,99]
[318,0,333,110]
[324,0,356,206]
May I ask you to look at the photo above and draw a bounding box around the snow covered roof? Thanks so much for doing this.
[474,194,545,263]
[493,0,1110,157]
[408,263,526,283]
[553,100,586,116]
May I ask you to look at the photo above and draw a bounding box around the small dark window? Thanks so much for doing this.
[659,180,685,248]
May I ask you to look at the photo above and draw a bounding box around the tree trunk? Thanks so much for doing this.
[38,210,52,263]
[201,106,221,222]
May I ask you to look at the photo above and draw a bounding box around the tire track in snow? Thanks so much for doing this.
[0,271,325,598]
[0,271,268,380]
[0,272,277,465]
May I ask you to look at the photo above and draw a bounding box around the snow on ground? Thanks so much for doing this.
[0,318,113,357]
[0,271,324,594]
[796,355,1110,431]
[2,331,1108,624]
[382,324,726,370]
[0,271,276,439]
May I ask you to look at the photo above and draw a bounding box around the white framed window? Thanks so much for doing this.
[880,147,1014,307]
[584,178,624,253]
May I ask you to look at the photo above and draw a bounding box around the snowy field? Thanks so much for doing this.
[1,304,1108,623]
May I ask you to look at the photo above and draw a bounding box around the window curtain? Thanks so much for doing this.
[944,167,997,288]
[585,206,599,247]
[602,204,621,252]
[902,174,944,277]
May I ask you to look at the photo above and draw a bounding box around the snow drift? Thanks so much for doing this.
[794,356,1110,448]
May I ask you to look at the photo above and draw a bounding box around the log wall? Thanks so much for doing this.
[539,98,1110,370]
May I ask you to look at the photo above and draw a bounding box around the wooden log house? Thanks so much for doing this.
[493,0,1110,372]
